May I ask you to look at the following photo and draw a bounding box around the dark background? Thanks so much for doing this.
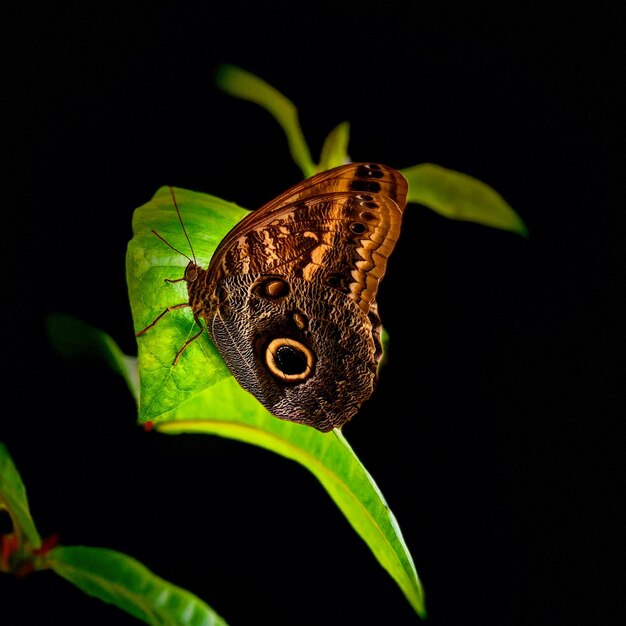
[1,3,622,625]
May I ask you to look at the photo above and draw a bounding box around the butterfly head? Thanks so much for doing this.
[184,261,201,284]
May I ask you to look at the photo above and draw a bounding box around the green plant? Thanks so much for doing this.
[0,442,228,625]
[2,64,525,624]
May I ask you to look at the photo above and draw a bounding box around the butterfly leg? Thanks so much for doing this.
[172,313,205,365]
[135,303,190,336]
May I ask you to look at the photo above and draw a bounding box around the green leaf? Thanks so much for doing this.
[152,377,426,618]
[47,546,228,626]
[0,443,41,551]
[47,313,140,403]
[215,64,317,178]
[126,186,249,422]
[317,121,351,171]
[126,185,425,616]
[402,163,528,236]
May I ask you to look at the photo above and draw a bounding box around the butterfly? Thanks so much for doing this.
[136,163,408,432]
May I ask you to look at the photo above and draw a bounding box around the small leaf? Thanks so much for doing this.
[126,186,249,422]
[47,314,140,403]
[402,163,528,236]
[0,443,41,552]
[318,121,351,171]
[155,377,426,618]
[215,64,316,178]
[47,546,229,626]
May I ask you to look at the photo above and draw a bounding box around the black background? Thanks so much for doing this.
[1,3,622,625]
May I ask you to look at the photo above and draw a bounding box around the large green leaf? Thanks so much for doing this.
[402,163,528,235]
[124,185,426,616]
[48,546,229,626]
[0,443,41,552]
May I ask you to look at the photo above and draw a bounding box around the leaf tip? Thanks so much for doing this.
[214,63,241,92]
[514,218,530,238]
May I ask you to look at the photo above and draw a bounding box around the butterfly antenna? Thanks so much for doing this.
[169,186,197,264]
[150,229,194,263]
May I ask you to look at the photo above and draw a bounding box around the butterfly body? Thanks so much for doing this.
[139,163,408,432]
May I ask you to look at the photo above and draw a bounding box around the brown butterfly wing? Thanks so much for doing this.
[204,162,407,314]
[192,163,407,431]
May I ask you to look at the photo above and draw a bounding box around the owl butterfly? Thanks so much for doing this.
[137,163,408,432]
